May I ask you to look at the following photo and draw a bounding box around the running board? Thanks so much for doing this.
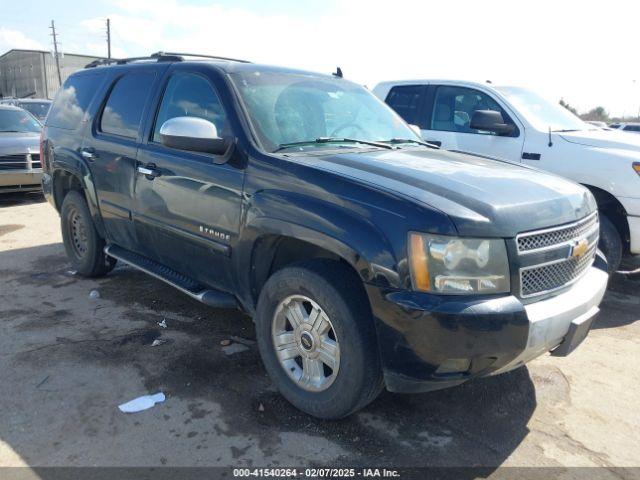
[104,244,238,309]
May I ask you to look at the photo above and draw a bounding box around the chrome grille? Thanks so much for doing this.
[0,154,28,170]
[520,243,598,297]
[0,153,41,171]
[516,213,599,298]
[517,212,598,253]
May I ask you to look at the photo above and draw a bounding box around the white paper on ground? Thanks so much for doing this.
[118,392,165,413]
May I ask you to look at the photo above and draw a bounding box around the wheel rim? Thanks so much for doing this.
[68,207,88,258]
[271,295,340,392]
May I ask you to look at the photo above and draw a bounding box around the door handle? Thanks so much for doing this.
[425,140,442,147]
[137,163,160,179]
[81,147,98,160]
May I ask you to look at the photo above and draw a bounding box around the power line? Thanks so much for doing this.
[49,20,62,85]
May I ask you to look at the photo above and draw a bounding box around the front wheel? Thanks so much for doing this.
[598,214,622,274]
[255,260,383,419]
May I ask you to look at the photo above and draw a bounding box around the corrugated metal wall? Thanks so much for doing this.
[0,50,103,100]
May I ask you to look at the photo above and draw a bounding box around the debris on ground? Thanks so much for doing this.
[222,343,250,356]
[118,392,166,413]
[157,319,167,329]
[66,270,77,276]
[150,339,166,347]
[36,375,50,389]
[220,339,231,346]
[229,335,256,346]
[89,290,100,299]
[258,403,265,412]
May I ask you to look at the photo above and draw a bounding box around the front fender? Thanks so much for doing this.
[235,190,402,310]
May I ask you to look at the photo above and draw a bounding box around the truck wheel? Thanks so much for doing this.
[60,190,116,277]
[598,214,622,273]
[255,259,383,419]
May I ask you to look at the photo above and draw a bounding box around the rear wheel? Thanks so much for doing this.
[255,259,383,419]
[598,214,622,273]
[60,190,116,277]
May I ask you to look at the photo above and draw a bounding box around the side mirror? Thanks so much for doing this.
[159,116,228,155]
[470,110,515,136]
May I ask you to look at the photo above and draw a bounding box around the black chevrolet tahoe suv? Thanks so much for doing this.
[41,52,609,419]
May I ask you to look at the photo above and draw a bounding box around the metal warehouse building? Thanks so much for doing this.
[0,49,104,100]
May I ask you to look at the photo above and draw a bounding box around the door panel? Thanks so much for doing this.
[84,70,157,250]
[134,145,243,291]
[133,70,243,292]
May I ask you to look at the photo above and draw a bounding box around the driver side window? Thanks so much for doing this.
[153,72,228,143]
[431,86,514,135]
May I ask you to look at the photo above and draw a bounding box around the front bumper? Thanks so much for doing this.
[0,169,42,193]
[366,254,609,393]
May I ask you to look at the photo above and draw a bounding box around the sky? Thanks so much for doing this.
[1,0,639,117]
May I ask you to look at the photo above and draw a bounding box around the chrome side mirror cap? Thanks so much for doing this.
[159,116,228,155]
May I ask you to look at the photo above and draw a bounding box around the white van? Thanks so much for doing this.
[373,80,640,271]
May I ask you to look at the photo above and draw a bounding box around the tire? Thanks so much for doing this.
[598,214,622,274]
[255,259,383,419]
[60,190,116,277]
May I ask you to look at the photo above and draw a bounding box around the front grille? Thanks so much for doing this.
[517,212,598,253]
[520,242,598,297]
[516,213,599,298]
[0,154,28,170]
[0,153,41,171]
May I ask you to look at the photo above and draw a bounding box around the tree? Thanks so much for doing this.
[559,98,579,115]
[582,106,609,122]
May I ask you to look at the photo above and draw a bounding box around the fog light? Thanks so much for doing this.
[435,358,471,375]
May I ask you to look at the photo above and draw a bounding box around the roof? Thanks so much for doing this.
[0,48,105,61]
[0,98,52,104]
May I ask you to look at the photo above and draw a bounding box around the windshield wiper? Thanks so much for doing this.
[382,138,440,149]
[274,137,393,153]
[551,129,579,133]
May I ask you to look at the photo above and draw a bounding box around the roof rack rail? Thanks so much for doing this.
[151,52,252,63]
[85,51,250,69]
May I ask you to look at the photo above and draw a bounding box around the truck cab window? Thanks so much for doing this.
[431,86,514,135]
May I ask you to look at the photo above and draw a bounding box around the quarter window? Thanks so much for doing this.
[100,72,155,138]
[153,72,228,143]
[47,74,104,130]
[385,85,426,127]
[431,86,516,135]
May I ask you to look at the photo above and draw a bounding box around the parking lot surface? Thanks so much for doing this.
[1,194,639,473]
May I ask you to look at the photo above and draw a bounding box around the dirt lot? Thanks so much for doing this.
[1,193,639,475]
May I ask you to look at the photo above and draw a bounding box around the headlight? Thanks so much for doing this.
[408,232,510,294]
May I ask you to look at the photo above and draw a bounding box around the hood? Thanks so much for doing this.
[559,129,640,150]
[0,132,40,156]
[302,148,596,238]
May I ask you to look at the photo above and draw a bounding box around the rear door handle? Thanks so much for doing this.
[137,163,160,179]
[425,140,442,147]
[81,147,98,160]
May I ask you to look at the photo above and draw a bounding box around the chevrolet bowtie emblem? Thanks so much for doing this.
[570,239,589,259]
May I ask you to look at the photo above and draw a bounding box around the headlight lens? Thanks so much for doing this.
[408,233,510,294]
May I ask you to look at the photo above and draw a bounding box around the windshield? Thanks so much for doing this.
[496,87,589,132]
[19,102,51,120]
[0,109,42,133]
[229,71,420,152]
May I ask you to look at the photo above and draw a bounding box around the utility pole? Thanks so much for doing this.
[106,18,111,59]
[49,20,62,86]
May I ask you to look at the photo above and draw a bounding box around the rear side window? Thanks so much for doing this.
[47,74,103,130]
[100,72,155,138]
[385,85,426,127]
[624,125,640,132]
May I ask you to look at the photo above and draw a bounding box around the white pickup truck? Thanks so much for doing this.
[373,80,640,271]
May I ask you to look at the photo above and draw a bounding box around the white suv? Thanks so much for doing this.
[373,80,640,271]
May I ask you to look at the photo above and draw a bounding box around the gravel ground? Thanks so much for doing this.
[0,193,639,477]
